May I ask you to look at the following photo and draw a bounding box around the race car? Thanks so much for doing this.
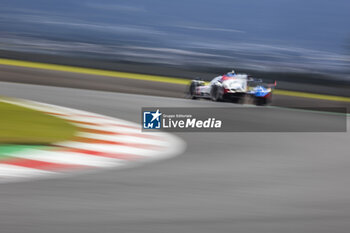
[188,70,276,105]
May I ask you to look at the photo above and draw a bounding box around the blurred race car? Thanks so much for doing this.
[188,70,276,105]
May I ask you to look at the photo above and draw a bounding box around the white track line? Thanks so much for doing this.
[0,164,54,179]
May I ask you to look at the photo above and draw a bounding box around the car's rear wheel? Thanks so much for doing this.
[254,96,271,106]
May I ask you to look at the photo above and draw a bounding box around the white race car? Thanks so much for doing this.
[189,71,276,105]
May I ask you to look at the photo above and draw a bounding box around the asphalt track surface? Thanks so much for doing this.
[1,64,350,111]
[0,81,349,233]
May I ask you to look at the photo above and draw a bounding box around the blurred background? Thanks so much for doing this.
[1,2,350,233]
[0,0,349,82]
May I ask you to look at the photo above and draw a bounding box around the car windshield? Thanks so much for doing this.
[210,76,222,84]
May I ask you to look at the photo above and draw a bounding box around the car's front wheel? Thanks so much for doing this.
[210,85,223,102]
[189,81,198,99]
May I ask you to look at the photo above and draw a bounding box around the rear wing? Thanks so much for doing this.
[267,80,277,88]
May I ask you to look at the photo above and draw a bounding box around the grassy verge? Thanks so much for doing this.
[0,145,47,160]
[0,100,77,144]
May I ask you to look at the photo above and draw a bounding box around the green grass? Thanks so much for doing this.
[0,100,77,145]
[0,145,47,160]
